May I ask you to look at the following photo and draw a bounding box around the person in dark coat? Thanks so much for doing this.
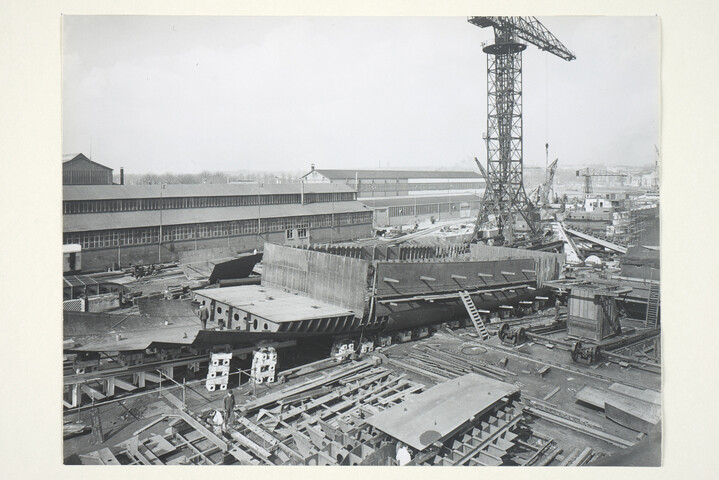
[223,391,235,427]
[199,301,209,330]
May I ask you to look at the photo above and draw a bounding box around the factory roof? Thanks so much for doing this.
[63,201,372,232]
[62,153,113,170]
[306,169,482,180]
[360,193,481,208]
[63,182,356,201]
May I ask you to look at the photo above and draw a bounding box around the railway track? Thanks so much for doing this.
[447,331,658,391]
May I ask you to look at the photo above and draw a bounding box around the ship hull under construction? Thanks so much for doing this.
[64,242,563,353]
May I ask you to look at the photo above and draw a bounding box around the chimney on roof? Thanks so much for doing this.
[120,167,124,185]
[311,163,315,172]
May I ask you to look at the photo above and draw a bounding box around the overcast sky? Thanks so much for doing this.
[62,16,659,175]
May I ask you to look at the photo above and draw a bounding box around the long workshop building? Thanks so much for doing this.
[302,166,484,227]
[63,182,373,272]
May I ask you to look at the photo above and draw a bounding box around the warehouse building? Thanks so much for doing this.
[302,166,484,227]
[63,182,372,272]
[63,153,115,185]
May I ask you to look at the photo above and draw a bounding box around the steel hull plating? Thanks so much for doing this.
[64,243,563,352]
[64,286,549,352]
[380,287,544,332]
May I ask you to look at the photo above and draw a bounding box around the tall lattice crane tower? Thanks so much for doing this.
[469,17,575,245]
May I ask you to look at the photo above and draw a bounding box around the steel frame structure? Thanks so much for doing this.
[483,38,531,244]
[469,17,575,245]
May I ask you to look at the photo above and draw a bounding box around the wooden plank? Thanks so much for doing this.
[384,357,449,382]
[605,396,661,433]
[558,447,580,466]
[576,384,661,432]
[524,406,634,448]
[542,386,561,401]
[521,440,554,466]
[609,383,661,405]
[569,447,593,466]
[537,447,562,466]
[574,385,610,409]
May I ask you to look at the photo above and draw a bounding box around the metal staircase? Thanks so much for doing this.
[459,291,490,340]
[645,278,660,327]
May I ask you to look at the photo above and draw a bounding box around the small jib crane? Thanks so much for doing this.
[468,17,575,246]
[529,158,559,207]
[575,168,628,197]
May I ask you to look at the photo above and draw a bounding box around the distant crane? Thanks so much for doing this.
[530,158,559,206]
[575,168,628,197]
[468,17,575,245]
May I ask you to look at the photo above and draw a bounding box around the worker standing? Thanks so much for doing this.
[223,391,236,428]
[199,301,209,330]
[396,442,412,466]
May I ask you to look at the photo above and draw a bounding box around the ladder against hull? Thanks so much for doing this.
[645,274,660,328]
[459,291,490,341]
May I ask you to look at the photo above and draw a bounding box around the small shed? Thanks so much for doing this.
[567,284,631,342]
[63,243,82,273]
[63,153,113,185]
[63,275,128,300]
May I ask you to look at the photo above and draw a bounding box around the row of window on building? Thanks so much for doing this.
[356,181,483,193]
[63,192,356,215]
[386,200,479,218]
[63,211,373,249]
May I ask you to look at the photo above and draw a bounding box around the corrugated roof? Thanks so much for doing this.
[63,201,372,232]
[63,182,356,201]
[360,193,481,208]
[63,275,101,288]
[307,169,482,180]
[63,275,123,288]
